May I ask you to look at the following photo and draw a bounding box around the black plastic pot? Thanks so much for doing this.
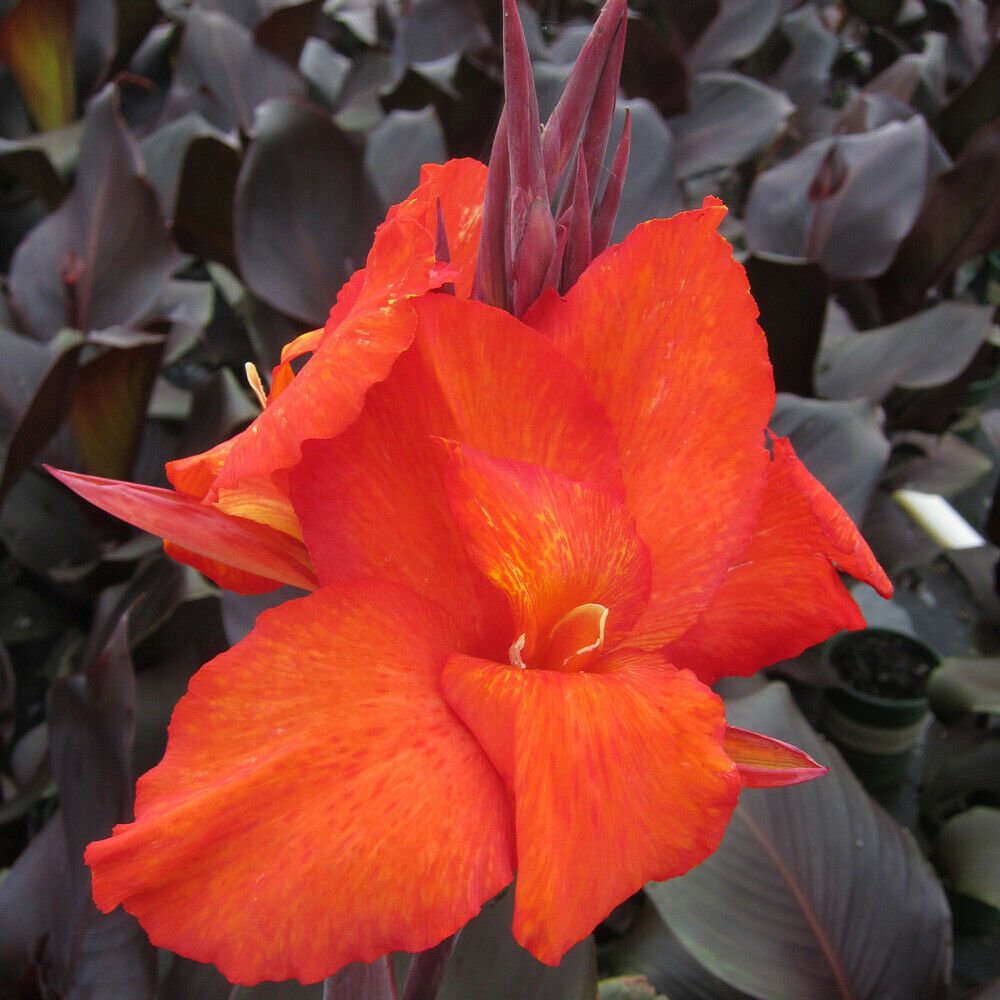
[821,629,938,788]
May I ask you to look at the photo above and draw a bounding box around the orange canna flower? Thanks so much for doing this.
[48,0,893,986]
[51,166,891,985]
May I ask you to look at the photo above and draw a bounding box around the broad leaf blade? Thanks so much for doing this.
[879,119,1000,317]
[0,327,84,505]
[669,72,792,178]
[234,97,377,325]
[438,888,598,1000]
[746,119,930,280]
[7,84,180,338]
[0,0,76,130]
[167,6,305,132]
[68,330,165,479]
[323,957,395,1000]
[647,683,951,1000]
[816,302,995,402]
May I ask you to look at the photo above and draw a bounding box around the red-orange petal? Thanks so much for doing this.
[724,725,828,788]
[86,581,515,985]
[441,648,739,965]
[663,437,893,684]
[161,540,285,594]
[526,201,775,646]
[440,440,650,660]
[384,159,487,299]
[273,159,485,389]
[165,437,234,499]
[290,295,622,655]
[206,162,486,505]
[48,467,317,592]
[208,224,430,500]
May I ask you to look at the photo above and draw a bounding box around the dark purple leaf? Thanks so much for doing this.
[648,682,951,1000]
[112,0,161,71]
[771,394,890,524]
[771,6,838,134]
[219,586,296,645]
[48,620,136,881]
[935,41,1000,156]
[0,328,84,505]
[772,5,840,115]
[0,640,13,748]
[254,0,323,66]
[0,119,81,207]
[437,888,598,1000]
[879,119,1000,318]
[844,0,904,24]
[158,956,233,1000]
[603,898,756,1000]
[746,255,827,397]
[74,0,117,95]
[746,118,930,280]
[173,131,241,271]
[130,596,230,778]
[167,965,323,1000]
[323,957,395,1000]
[947,545,1000,631]
[400,938,454,1000]
[139,111,240,224]
[69,330,165,480]
[687,0,781,71]
[863,491,939,577]
[176,366,259,458]
[857,36,947,113]
[365,106,447,209]
[0,622,156,999]
[82,554,207,668]
[395,0,491,65]
[336,50,405,131]
[7,84,180,338]
[0,810,75,994]
[234,97,377,324]
[960,981,1000,1000]
[0,721,54,827]
[167,6,305,132]
[608,100,682,243]
[0,0,76,130]
[619,17,689,120]
[242,978,324,998]
[0,468,101,575]
[299,37,351,107]
[669,72,792,178]
[0,580,72,644]
[816,302,994,402]
[884,432,992,497]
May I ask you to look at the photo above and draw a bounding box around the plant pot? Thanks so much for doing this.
[821,629,938,789]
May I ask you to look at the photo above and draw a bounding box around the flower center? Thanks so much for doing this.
[509,603,609,673]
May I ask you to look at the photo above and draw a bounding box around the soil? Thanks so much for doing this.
[831,631,935,700]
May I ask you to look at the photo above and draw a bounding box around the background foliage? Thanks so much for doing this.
[1,0,999,997]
